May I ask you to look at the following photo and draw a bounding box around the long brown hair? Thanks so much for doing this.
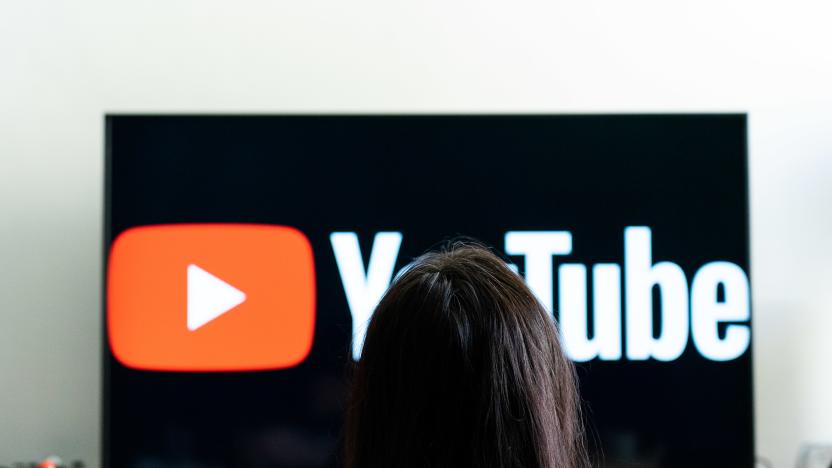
[344,242,589,468]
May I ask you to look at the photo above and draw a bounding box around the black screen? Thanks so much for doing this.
[104,115,753,468]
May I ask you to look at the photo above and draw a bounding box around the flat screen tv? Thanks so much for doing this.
[104,114,753,468]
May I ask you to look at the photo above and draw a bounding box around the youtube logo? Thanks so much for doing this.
[107,224,316,372]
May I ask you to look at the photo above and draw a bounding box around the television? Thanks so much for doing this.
[104,114,753,467]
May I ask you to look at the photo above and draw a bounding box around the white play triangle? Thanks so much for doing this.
[187,264,247,331]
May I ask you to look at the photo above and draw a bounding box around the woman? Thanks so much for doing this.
[344,242,590,468]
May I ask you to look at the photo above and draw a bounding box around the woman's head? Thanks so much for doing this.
[344,242,588,468]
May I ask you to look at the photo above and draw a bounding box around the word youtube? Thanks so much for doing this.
[108,224,750,373]
[333,227,750,363]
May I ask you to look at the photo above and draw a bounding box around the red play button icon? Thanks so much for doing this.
[107,223,316,372]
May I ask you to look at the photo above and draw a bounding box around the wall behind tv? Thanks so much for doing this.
[1,2,830,467]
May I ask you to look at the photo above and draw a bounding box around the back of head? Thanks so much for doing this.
[344,243,588,468]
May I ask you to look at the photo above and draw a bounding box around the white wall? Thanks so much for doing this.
[1,1,830,466]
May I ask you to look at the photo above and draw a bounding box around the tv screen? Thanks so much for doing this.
[104,115,753,468]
